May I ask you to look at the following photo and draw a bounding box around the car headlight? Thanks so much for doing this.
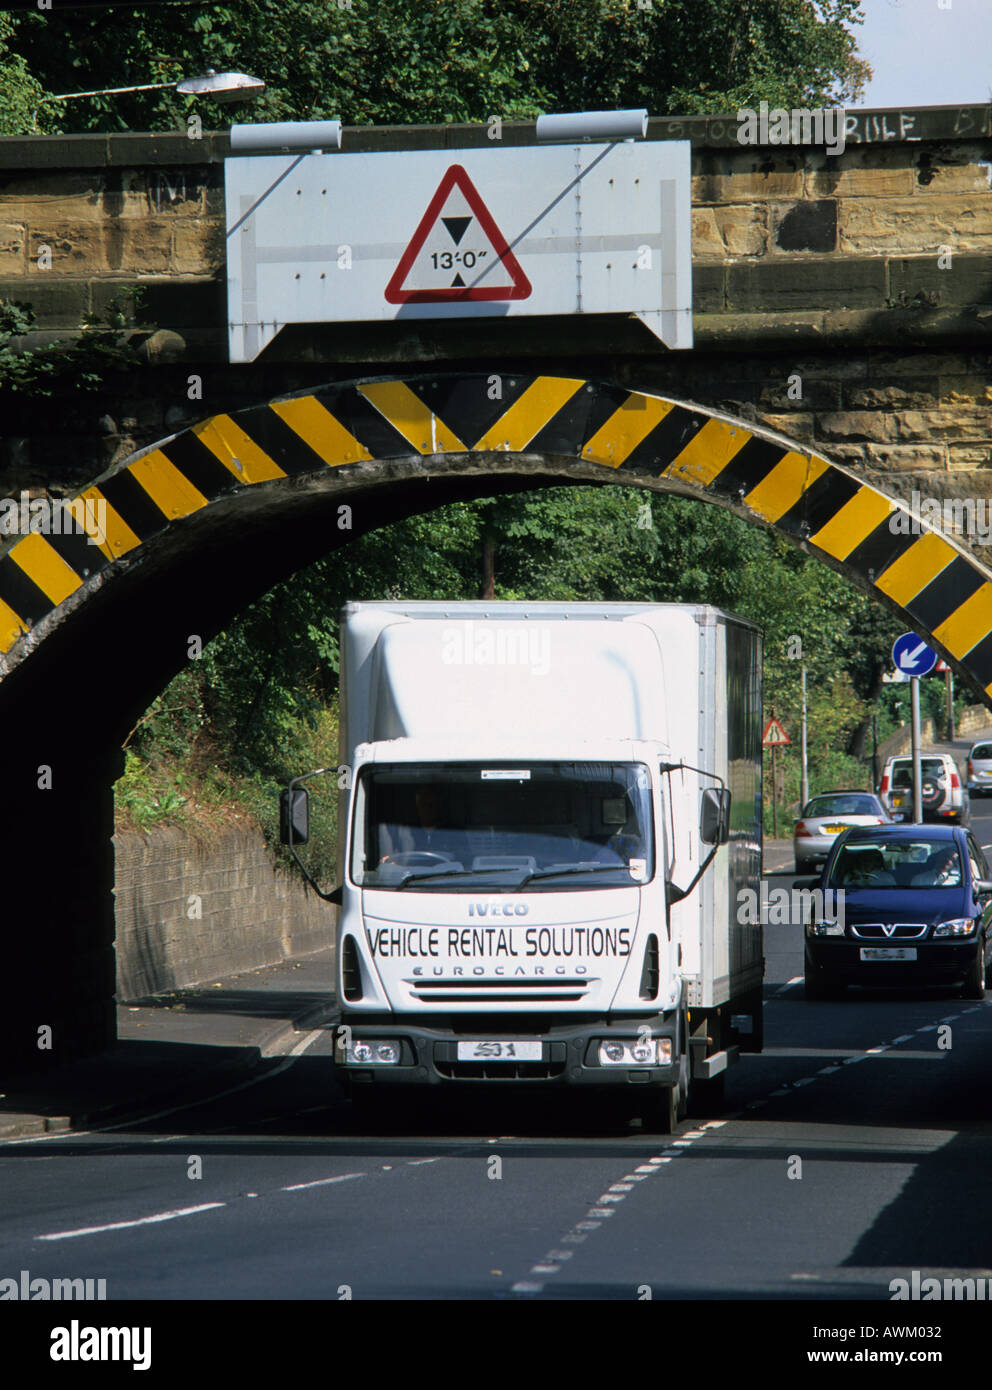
[932,919,976,938]
[807,920,845,936]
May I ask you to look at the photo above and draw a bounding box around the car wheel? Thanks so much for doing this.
[961,944,986,1001]
[805,957,845,1001]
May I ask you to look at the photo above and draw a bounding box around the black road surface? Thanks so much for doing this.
[4,804,992,1318]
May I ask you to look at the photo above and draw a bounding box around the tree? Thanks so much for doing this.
[0,13,56,134]
[7,0,869,135]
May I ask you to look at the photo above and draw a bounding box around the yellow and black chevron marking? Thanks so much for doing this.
[3,373,992,698]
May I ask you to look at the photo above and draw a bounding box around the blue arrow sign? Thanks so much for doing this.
[892,632,938,676]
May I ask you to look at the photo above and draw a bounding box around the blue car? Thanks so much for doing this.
[803,823,992,1000]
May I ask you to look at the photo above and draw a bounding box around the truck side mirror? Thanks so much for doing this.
[700,787,731,845]
[280,787,310,845]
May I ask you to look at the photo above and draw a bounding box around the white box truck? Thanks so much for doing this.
[282,601,762,1131]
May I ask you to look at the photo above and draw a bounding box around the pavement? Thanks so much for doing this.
[0,948,337,1140]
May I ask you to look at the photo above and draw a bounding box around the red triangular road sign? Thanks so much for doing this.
[384,164,532,305]
[762,717,791,746]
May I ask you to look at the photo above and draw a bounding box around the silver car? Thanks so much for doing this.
[793,791,891,873]
[967,740,992,797]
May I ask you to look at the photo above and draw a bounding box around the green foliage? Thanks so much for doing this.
[8,0,869,135]
[125,484,914,869]
[0,290,144,397]
[0,13,56,134]
[115,751,191,832]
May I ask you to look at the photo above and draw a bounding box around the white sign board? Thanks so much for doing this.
[225,142,692,362]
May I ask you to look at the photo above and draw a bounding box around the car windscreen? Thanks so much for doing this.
[351,761,654,890]
[828,837,962,889]
[890,759,946,789]
[972,744,992,761]
[802,795,878,817]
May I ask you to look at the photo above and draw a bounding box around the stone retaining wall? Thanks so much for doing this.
[113,824,333,1000]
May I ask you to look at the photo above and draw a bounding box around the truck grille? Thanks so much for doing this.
[408,978,590,1004]
[435,1059,567,1080]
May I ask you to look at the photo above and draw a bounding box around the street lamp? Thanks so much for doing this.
[49,69,265,105]
[32,69,265,130]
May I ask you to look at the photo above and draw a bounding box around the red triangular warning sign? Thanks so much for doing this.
[762,717,791,747]
[384,164,532,305]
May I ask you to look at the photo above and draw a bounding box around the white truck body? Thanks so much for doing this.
[322,601,761,1117]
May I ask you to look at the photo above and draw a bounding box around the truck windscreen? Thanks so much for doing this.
[351,762,654,890]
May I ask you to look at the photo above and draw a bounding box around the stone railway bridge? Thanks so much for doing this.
[2,103,992,1071]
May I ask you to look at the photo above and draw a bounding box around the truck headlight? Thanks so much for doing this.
[598,1039,672,1066]
[933,919,976,938]
[346,1040,400,1064]
[807,920,844,936]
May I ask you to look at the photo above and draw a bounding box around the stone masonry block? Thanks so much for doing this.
[947,446,992,470]
[891,408,992,442]
[844,381,941,410]
[111,221,173,273]
[28,224,105,274]
[692,162,804,204]
[0,222,26,271]
[771,200,837,253]
[888,255,992,308]
[758,412,815,443]
[727,259,886,312]
[839,195,992,254]
[693,204,767,259]
[808,165,915,199]
[817,411,894,443]
[864,443,948,471]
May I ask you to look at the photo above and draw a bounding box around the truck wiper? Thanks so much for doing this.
[515,863,625,888]
[392,866,472,889]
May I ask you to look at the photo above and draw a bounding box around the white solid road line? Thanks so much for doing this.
[37,1202,227,1242]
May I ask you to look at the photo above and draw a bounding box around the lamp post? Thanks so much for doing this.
[32,70,264,131]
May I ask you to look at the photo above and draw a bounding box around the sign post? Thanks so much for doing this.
[892,634,937,823]
[762,715,791,840]
[911,677,923,822]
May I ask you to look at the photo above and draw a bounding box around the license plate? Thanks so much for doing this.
[891,795,906,807]
[859,947,917,962]
[456,1040,542,1061]
[982,770,992,778]
[822,824,847,833]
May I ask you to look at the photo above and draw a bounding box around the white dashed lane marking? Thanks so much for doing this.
[37,1202,226,1242]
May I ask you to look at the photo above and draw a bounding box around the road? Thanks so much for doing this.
[3,800,992,1340]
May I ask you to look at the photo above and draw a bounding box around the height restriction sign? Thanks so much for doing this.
[225,141,692,362]
[384,165,531,304]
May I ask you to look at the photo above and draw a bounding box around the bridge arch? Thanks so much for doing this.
[3,372,991,1074]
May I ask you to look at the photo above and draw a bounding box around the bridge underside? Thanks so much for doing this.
[3,372,992,1075]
